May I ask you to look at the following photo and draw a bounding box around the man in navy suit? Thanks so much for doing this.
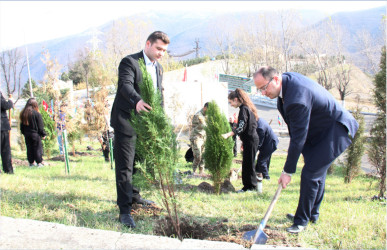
[110,31,169,228]
[253,66,359,233]
[255,118,279,180]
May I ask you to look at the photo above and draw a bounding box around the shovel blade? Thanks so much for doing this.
[242,229,268,245]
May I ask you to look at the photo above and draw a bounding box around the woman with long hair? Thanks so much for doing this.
[222,88,259,192]
[20,98,46,167]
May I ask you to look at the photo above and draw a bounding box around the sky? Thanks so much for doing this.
[0,1,385,51]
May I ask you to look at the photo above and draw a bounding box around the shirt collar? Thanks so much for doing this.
[279,85,283,98]
[143,51,155,66]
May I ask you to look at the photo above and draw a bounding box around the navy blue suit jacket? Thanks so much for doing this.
[110,51,164,136]
[278,72,359,173]
[256,118,279,154]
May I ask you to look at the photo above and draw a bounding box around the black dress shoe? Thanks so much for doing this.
[133,198,155,206]
[263,175,270,180]
[287,213,316,224]
[286,224,306,234]
[119,214,136,228]
[286,213,295,221]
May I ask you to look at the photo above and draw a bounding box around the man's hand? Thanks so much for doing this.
[136,99,152,113]
[278,172,292,189]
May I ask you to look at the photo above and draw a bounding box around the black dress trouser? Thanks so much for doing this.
[24,133,43,164]
[1,130,13,173]
[113,130,142,214]
[241,139,259,190]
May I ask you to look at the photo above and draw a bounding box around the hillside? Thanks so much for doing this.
[164,60,376,112]
[2,5,383,93]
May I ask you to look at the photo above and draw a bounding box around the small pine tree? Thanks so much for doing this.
[130,59,181,240]
[203,101,234,194]
[368,46,386,197]
[39,106,56,159]
[344,101,366,183]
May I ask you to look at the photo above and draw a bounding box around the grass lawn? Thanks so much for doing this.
[1,139,385,249]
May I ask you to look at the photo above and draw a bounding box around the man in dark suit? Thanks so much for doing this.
[255,118,279,180]
[110,31,170,228]
[253,66,359,233]
[1,91,14,174]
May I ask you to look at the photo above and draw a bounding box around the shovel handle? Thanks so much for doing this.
[261,184,282,227]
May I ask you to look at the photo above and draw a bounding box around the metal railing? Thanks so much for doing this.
[250,94,277,108]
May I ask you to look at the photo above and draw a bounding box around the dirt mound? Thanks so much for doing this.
[68,152,93,156]
[154,216,229,240]
[11,159,29,166]
[49,156,72,162]
[220,180,236,193]
[132,203,162,218]
[197,182,214,193]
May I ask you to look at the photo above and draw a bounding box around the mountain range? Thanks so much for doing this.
[10,6,386,87]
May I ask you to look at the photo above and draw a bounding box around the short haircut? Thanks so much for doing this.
[147,31,170,45]
[204,102,209,108]
[253,66,278,81]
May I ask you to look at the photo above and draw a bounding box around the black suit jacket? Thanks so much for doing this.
[110,51,164,136]
[1,92,13,131]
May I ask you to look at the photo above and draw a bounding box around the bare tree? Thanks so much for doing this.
[298,24,335,90]
[334,63,353,104]
[0,48,27,103]
[278,10,301,72]
[207,14,239,75]
[40,48,62,102]
[354,29,382,74]
[104,18,153,78]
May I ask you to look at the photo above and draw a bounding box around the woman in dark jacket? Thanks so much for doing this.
[20,98,46,167]
[222,88,259,192]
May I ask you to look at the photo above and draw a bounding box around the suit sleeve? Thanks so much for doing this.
[118,58,142,107]
[283,103,310,173]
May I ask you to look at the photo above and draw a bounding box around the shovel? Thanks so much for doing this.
[243,184,283,244]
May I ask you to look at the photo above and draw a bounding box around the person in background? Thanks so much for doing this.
[255,117,279,180]
[20,98,47,167]
[253,66,359,233]
[110,31,170,228]
[1,91,14,174]
[228,113,238,157]
[189,102,208,175]
[56,103,67,155]
[99,100,114,162]
[222,88,259,193]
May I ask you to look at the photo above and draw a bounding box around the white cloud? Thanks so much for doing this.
[0,1,385,50]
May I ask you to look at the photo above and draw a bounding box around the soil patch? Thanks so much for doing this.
[49,156,74,162]
[11,158,29,166]
[68,151,93,156]
[12,159,52,166]
[181,180,236,194]
[197,182,214,193]
[131,203,162,218]
[154,216,229,240]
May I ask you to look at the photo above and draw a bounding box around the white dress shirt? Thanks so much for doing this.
[143,51,158,92]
